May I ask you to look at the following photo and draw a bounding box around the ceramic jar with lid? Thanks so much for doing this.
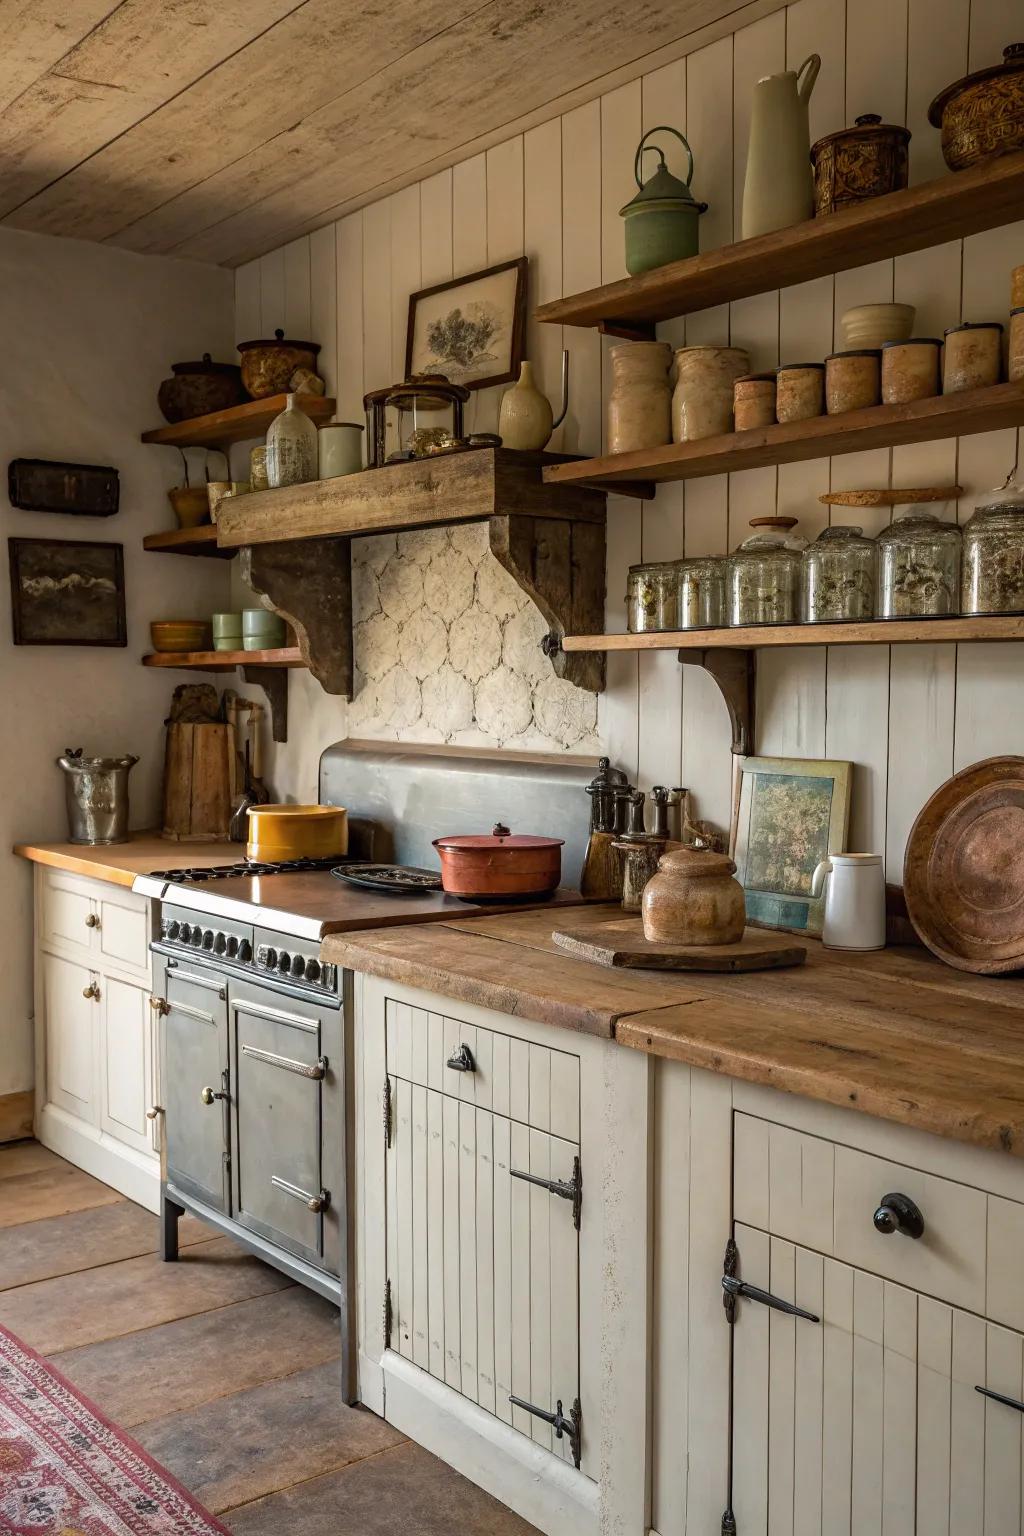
[734,373,777,431]
[627,561,681,632]
[943,322,1003,393]
[810,113,911,215]
[607,341,673,454]
[1011,308,1024,382]
[678,557,725,629]
[727,516,804,626]
[961,477,1024,615]
[877,509,961,618]
[825,350,881,413]
[928,43,1024,172]
[641,847,746,944]
[881,339,941,403]
[672,346,750,441]
[266,393,318,487]
[776,362,825,422]
[803,525,877,621]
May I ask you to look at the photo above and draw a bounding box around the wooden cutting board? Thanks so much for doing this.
[552,919,806,971]
[163,723,232,841]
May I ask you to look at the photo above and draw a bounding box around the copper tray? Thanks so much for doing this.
[904,755,1024,973]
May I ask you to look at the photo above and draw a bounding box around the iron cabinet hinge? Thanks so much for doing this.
[509,1155,583,1231]
[721,1235,820,1325]
[509,1394,582,1469]
[383,1279,393,1348]
[383,1077,393,1148]
[446,1042,476,1073]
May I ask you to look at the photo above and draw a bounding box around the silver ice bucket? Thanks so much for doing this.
[57,748,139,845]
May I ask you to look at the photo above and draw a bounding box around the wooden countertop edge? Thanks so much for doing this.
[13,836,243,889]
[13,843,138,888]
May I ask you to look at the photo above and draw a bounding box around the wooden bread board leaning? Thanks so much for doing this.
[552,918,806,971]
[162,723,233,840]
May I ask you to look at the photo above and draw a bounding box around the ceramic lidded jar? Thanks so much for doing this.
[881,339,941,403]
[266,393,318,488]
[942,322,1003,393]
[642,847,746,944]
[607,341,673,454]
[672,346,750,442]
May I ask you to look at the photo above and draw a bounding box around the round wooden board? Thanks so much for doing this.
[552,920,807,971]
[818,485,962,507]
[904,754,1024,974]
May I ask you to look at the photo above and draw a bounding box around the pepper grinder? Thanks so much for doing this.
[581,759,628,900]
[651,786,670,838]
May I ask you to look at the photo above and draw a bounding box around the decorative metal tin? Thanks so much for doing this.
[8,458,119,517]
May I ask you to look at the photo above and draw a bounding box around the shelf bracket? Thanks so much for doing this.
[489,513,606,693]
[239,665,289,742]
[241,537,353,698]
[597,318,657,343]
[678,647,756,756]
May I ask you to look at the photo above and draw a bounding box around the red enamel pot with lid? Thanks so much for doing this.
[433,822,564,900]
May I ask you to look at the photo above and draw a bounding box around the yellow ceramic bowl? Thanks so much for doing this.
[150,620,211,653]
[245,804,349,862]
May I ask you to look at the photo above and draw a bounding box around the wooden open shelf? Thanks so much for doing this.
[562,616,1024,652]
[543,382,1024,490]
[141,394,335,451]
[143,526,235,558]
[537,151,1024,333]
[142,647,304,669]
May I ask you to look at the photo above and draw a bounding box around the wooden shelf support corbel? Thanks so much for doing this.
[239,665,289,742]
[489,512,607,693]
[240,537,353,698]
[678,647,756,756]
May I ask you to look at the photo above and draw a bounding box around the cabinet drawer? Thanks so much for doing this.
[97,888,149,974]
[385,998,579,1141]
[734,1112,988,1315]
[42,871,97,954]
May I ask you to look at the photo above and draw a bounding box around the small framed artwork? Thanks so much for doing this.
[405,257,528,391]
[9,538,127,647]
[732,754,852,935]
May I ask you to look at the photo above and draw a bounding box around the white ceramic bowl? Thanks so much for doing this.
[841,302,916,350]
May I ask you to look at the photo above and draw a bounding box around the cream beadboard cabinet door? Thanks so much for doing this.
[355,971,652,1536]
[34,866,160,1212]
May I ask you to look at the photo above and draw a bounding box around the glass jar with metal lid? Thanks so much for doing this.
[877,509,961,618]
[961,475,1024,615]
[678,557,725,629]
[727,517,804,626]
[627,561,681,632]
[803,525,877,622]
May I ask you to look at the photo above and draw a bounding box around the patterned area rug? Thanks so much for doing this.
[0,1323,230,1534]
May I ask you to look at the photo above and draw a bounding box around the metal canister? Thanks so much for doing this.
[57,749,139,845]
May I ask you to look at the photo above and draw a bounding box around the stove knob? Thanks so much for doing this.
[214,932,227,955]
[190,928,203,947]
[226,936,239,958]
[277,951,291,974]
[238,939,253,964]
[261,947,277,970]
[202,929,215,950]
[178,923,191,944]
[165,920,180,941]
[304,957,321,984]
[291,954,306,978]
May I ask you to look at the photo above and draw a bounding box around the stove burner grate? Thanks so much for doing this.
[149,855,349,883]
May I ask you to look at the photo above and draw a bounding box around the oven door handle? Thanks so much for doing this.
[241,1043,328,1080]
[271,1174,331,1213]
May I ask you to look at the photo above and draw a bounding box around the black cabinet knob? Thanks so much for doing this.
[873,1192,925,1239]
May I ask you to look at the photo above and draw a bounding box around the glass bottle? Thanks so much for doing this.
[803,525,877,622]
[876,509,961,619]
[626,562,681,632]
[961,476,1024,615]
[678,557,725,629]
[266,393,318,488]
[727,517,804,626]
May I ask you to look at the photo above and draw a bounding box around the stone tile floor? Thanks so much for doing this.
[0,1141,539,1533]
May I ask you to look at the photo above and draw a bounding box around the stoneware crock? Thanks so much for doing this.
[641,847,746,944]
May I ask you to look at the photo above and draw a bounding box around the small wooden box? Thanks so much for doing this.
[162,723,232,840]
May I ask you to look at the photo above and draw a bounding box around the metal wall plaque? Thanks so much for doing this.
[8,458,120,516]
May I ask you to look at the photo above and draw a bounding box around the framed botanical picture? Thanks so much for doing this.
[405,257,528,391]
[9,538,126,647]
[731,754,852,935]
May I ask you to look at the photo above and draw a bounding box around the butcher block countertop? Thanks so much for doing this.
[14,833,241,889]
[325,902,1024,1159]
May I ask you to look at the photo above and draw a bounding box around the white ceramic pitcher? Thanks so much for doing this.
[810,853,886,951]
[741,54,821,239]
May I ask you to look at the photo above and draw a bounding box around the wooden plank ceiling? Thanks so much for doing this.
[1,0,750,268]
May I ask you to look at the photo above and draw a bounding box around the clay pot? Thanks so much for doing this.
[157,354,245,423]
[641,847,746,944]
[167,486,210,528]
[607,341,673,453]
[942,322,1003,393]
[928,43,1024,172]
[433,823,563,900]
[672,346,750,442]
[238,329,321,399]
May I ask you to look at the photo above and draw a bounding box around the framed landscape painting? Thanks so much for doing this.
[9,538,127,647]
[732,754,852,935]
[405,257,528,390]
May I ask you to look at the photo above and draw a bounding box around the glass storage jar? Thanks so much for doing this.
[727,517,804,626]
[877,509,961,618]
[627,561,682,632]
[961,477,1024,614]
[678,557,725,629]
[803,525,877,622]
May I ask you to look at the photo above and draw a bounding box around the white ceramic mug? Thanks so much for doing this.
[318,421,364,479]
[810,853,886,951]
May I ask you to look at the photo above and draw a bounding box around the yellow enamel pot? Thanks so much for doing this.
[245,804,348,863]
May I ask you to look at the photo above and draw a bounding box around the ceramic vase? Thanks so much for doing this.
[498,362,553,450]
[266,393,318,488]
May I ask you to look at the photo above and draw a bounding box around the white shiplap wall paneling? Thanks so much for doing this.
[419,170,453,288]
[389,185,421,387]
[335,213,364,426]
[523,120,564,452]
[309,225,336,396]
[282,238,311,340]
[362,198,393,395]
[453,154,488,436]
[258,246,286,334]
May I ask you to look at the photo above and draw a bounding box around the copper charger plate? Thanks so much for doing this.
[904,755,1024,973]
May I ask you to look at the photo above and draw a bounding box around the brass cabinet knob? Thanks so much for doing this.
[149,997,170,1016]
[82,982,100,1000]
[307,1189,332,1213]
[85,913,100,929]
[200,1086,227,1106]
[146,1105,164,1121]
